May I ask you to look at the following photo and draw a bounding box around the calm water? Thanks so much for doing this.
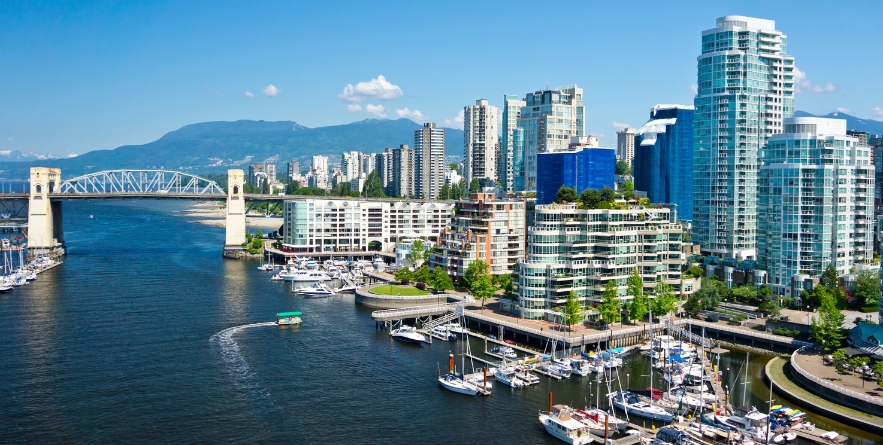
[0,200,879,444]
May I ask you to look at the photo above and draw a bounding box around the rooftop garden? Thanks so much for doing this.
[556,183,655,210]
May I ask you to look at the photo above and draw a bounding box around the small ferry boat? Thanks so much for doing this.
[276,311,302,325]
[538,404,594,444]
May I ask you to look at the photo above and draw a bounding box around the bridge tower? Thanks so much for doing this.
[27,167,65,259]
[223,169,247,257]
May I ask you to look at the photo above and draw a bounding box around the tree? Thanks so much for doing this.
[873,361,883,387]
[628,269,649,321]
[464,259,488,288]
[615,160,631,176]
[469,177,481,193]
[261,177,270,194]
[756,285,781,318]
[821,264,839,289]
[579,188,602,209]
[650,281,679,316]
[557,185,578,203]
[563,290,584,327]
[408,239,428,267]
[394,268,413,281]
[853,269,880,311]
[684,266,704,279]
[413,265,432,284]
[729,285,757,304]
[471,273,495,311]
[496,274,515,301]
[597,281,621,324]
[429,268,454,293]
[683,291,703,316]
[811,286,847,351]
[363,170,386,198]
[620,180,635,200]
[439,183,451,200]
[450,182,461,200]
[600,185,617,202]
[448,163,460,173]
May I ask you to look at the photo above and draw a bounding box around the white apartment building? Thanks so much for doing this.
[758,117,874,295]
[616,127,637,165]
[341,151,361,181]
[430,193,526,278]
[415,123,446,199]
[311,155,329,175]
[516,204,691,320]
[463,99,500,186]
[283,198,452,253]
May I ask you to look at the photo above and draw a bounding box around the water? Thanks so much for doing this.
[0,200,879,444]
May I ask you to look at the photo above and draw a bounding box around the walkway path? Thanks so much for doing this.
[793,349,883,399]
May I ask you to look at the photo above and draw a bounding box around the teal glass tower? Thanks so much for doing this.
[692,16,795,260]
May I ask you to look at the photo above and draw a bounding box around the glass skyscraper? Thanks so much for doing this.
[634,105,695,220]
[758,118,874,296]
[502,95,525,193]
[693,16,795,260]
[535,145,615,205]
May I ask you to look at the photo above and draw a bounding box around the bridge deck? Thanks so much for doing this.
[371,304,457,322]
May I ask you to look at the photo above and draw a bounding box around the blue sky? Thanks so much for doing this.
[2,0,881,155]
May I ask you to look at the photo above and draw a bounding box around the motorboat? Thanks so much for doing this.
[515,367,541,385]
[285,270,331,282]
[444,323,469,336]
[654,426,691,445]
[541,362,572,378]
[714,407,770,442]
[0,283,12,293]
[495,367,526,388]
[608,390,673,422]
[669,385,716,403]
[276,311,302,325]
[538,405,595,445]
[469,375,493,390]
[324,265,340,278]
[569,358,599,376]
[490,346,517,359]
[296,283,335,297]
[25,271,37,282]
[390,325,426,344]
[431,326,457,341]
[769,406,805,428]
[577,407,629,432]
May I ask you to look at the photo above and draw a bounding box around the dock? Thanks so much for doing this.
[793,427,848,444]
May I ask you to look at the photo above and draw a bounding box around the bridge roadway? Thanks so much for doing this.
[0,193,445,201]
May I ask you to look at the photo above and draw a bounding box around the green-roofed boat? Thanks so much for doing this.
[276,312,302,326]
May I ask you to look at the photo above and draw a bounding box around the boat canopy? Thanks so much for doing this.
[277,312,302,317]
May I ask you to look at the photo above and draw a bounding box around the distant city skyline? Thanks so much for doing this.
[1,1,881,155]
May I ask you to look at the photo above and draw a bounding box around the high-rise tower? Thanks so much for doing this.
[463,99,500,186]
[414,123,446,199]
[693,16,795,260]
[502,95,526,193]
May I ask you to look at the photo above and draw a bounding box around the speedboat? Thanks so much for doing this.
[296,283,335,297]
[714,407,770,442]
[444,323,469,336]
[490,346,517,359]
[25,271,37,282]
[495,367,526,388]
[325,265,340,278]
[538,405,594,444]
[285,270,331,282]
[608,390,673,422]
[431,326,457,341]
[0,283,12,293]
[390,325,426,344]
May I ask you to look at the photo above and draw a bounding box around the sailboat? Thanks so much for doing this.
[438,309,490,396]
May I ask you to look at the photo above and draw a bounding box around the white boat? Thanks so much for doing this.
[296,283,335,297]
[515,367,541,385]
[608,390,673,422]
[431,326,457,341]
[541,362,572,378]
[468,375,493,390]
[439,372,482,395]
[390,325,426,344]
[285,270,331,282]
[490,346,517,359]
[578,407,629,432]
[495,367,526,388]
[569,358,597,376]
[715,408,771,442]
[783,432,797,442]
[0,283,12,293]
[539,405,595,445]
[25,271,36,282]
[444,323,469,336]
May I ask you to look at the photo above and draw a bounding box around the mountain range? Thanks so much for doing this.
[0,118,464,179]
[793,110,883,135]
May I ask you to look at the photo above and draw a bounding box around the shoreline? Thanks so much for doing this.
[178,201,283,230]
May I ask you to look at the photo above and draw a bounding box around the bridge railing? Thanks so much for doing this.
[57,170,225,195]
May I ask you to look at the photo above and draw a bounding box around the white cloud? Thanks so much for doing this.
[612,121,632,131]
[871,106,883,120]
[835,107,851,114]
[396,107,427,122]
[245,91,255,98]
[7,137,12,142]
[794,68,835,93]
[442,110,465,129]
[338,75,403,103]
[347,104,363,113]
[365,104,387,118]
[262,84,280,97]
[690,84,698,94]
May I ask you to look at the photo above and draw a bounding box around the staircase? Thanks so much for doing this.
[421,311,459,330]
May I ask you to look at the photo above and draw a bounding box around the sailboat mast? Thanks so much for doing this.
[649,307,654,408]
[743,351,750,408]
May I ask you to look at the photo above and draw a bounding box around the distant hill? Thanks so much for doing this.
[0,119,465,179]
[794,110,883,135]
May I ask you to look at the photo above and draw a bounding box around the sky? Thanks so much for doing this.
[2,0,882,156]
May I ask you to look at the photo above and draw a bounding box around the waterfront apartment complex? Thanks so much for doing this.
[758,117,874,295]
[516,86,585,192]
[634,104,695,220]
[693,16,795,260]
[535,137,616,205]
[414,123,446,199]
[463,99,500,186]
[430,193,526,278]
[516,204,688,320]
[616,127,637,166]
[501,94,526,193]
[282,198,452,253]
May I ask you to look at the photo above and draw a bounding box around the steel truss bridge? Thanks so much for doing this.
[55,170,225,197]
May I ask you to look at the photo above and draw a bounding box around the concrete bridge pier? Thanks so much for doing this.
[222,169,247,258]
[27,167,65,260]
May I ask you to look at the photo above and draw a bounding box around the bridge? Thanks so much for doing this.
[13,167,254,259]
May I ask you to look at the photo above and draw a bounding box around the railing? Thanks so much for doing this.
[370,303,457,320]
[465,311,670,346]
[689,319,813,347]
[791,346,883,406]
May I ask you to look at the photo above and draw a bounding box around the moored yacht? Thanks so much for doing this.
[431,326,457,341]
[608,390,673,422]
[494,367,526,388]
[490,346,517,359]
[296,283,335,297]
[390,325,426,344]
[285,270,331,282]
[538,405,595,445]
[541,362,572,378]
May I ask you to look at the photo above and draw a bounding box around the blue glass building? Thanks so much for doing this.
[633,105,694,220]
[536,145,615,204]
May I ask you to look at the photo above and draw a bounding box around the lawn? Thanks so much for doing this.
[370,284,430,296]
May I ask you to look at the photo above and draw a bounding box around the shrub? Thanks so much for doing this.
[400,278,410,285]
[415,282,427,290]
[731,314,748,323]
[773,327,801,337]
[707,313,720,322]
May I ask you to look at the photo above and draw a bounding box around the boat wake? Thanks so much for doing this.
[210,322,277,396]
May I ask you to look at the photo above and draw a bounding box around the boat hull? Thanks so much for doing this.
[439,377,478,395]
[539,415,594,445]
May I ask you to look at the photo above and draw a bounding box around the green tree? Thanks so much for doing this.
[450,182,461,200]
[430,267,454,293]
[471,273,495,311]
[469,177,481,193]
[615,160,631,176]
[497,274,515,301]
[464,259,488,288]
[579,188,602,209]
[729,285,757,304]
[448,163,460,173]
[563,290,584,327]
[853,269,880,311]
[600,185,617,202]
[557,185,579,203]
[811,286,847,351]
[261,177,270,194]
[683,291,702,316]
[394,267,413,281]
[873,361,883,387]
[597,280,621,324]
[821,263,839,289]
[408,239,428,267]
[439,183,451,200]
[684,266,704,279]
[413,265,432,284]
[363,170,387,198]
[628,269,649,321]
[650,281,679,316]
[756,285,781,318]
[620,180,635,200]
